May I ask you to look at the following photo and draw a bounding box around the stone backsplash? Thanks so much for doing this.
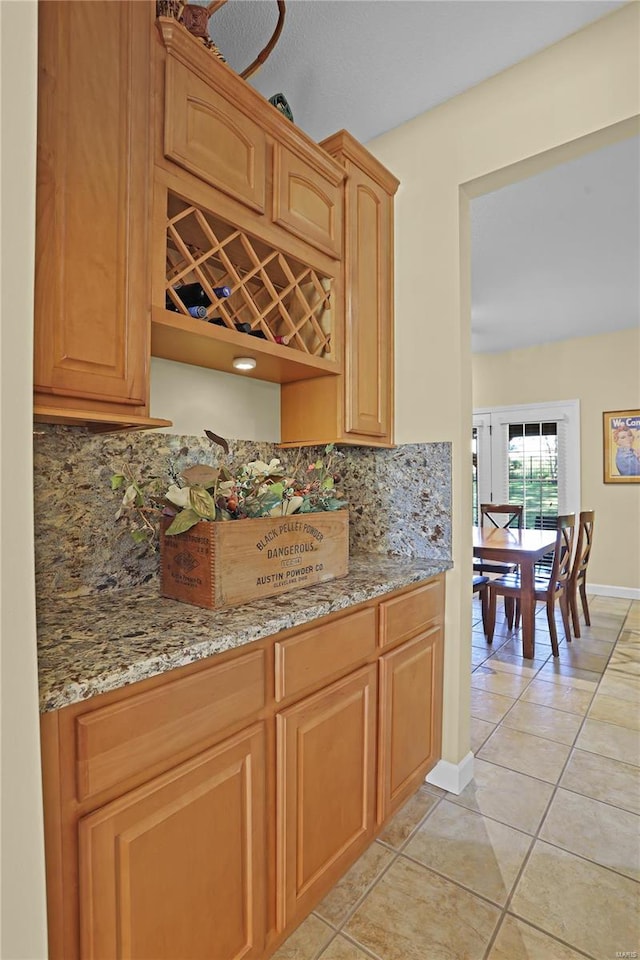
[33,426,451,601]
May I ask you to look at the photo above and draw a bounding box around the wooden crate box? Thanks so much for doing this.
[160,510,349,609]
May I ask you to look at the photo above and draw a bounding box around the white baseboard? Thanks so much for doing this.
[589,583,640,601]
[426,751,474,795]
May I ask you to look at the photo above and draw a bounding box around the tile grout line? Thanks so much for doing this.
[478,608,632,960]
[471,598,634,960]
[313,791,452,957]
[307,600,637,960]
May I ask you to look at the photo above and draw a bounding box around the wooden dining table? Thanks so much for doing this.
[472,526,558,659]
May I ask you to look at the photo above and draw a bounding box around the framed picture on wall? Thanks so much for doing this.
[603,410,640,483]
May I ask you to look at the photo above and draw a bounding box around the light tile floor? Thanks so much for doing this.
[273,595,640,960]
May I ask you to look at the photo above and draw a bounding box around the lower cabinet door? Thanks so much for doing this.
[78,724,266,960]
[378,626,443,822]
[276,665,377,929]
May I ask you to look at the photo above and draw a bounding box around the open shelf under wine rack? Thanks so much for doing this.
[151,193,342,384]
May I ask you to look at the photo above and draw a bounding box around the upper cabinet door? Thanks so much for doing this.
[273,144,343,259]
[35,1,152,409]
[163,55,267,214]
[344,170,392,438]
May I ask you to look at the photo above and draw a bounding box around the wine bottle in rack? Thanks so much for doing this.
[165,297,208,318]
[166,282,231,311]
[207,317,252,334]
[249,329,289,344]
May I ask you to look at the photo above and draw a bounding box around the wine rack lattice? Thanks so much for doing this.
[165,195,334,358]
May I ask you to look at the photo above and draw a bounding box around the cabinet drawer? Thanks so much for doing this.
[275,607,376,703]
[273,144,343,258]
[379,577,444,649]
[75,649,265,801]
[164,54,266,213]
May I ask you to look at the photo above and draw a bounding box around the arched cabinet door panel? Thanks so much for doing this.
[273,144,344,259]
[164,54,266,213]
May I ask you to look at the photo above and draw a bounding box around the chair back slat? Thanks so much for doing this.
[480,504,523,530]
[571,510,595,586]
[550,514,575,588]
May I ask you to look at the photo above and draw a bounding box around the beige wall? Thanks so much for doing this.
[0,1,49,956]
[7,10,640,950]
[366,3,640,769]
[151,358,281,441]
[473,328,640,594]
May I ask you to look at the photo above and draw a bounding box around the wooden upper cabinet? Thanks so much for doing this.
[34,1,169,431]
[280,132,398,447]
[163,50,266,213]
[272,145,343,258]
[325,131,399,442]
[344,170,392,438]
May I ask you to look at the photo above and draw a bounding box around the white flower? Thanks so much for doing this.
[246,458,281,477]
[115,483,138,519]
[165,484,191,509]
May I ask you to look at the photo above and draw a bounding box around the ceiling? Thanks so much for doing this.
[208,1,638,353]
[471,135,640,354]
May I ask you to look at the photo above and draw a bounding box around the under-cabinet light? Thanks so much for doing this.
[232,357,257,371]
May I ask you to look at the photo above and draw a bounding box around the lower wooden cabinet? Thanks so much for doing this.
[40,575,445,960]
[276,665,377,929]
[78,724,267,960]
[378,626,444,823]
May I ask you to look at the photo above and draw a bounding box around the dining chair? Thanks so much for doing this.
[486,513,575,656]
[472,575,490,636]
[569,510,595,638]
[473,504,524,626]
[473,503,524,576]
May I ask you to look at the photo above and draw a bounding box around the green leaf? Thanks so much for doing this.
[131,529,151,543]
[314,460,322,470]
[324,443,335,454]
[322,498,347,511]
[321,476,334,490]
[111,474,125,490]
[189,485,216,519]
[268,481,284,500]
[243,490,282,517]
[164,508,201,536]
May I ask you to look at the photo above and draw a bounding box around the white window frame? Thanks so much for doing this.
[473,400,581,517]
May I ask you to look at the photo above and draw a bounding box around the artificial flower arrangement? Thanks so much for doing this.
[111,434,347,547]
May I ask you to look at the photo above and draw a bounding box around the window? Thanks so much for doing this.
[473,401,580,529]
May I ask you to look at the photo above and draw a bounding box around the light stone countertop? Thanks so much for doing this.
[36,554,452,712]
